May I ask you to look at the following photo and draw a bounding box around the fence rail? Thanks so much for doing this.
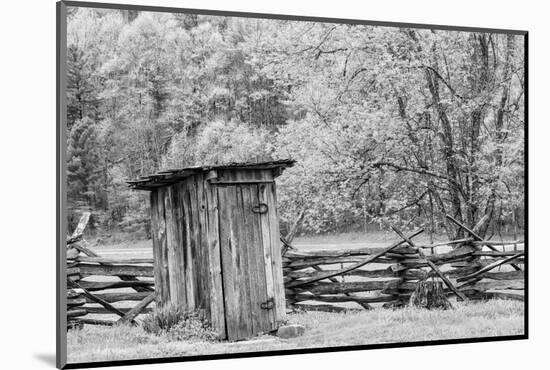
[66,213,156,329]
[67,213,525,327]
[283,219,524,312]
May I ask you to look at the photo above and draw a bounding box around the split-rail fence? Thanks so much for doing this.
[67,213,524,327]
[283,216,524,312]
[66,213,156,329]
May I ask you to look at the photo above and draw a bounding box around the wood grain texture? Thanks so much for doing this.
[292,292,396,304]
[78,264,153,277]
[164,186,180,305]
[291,280,403,295]
[173,183,187,307]
[182,179,196,309]
[67,297,86,307]
[205,175,226,338]
[196,173,211,316]
[218,184,241,340]
[293,304,355,313]
[85,306,153,314]
[79,318,115,326]
[265,179,286,323]
[119,293,156,324]
[245,171,275,335]
[77,280,154,291]
[76,256,154,264]
[67,309,88,318]
[150,191,162,305]
[258,182,277,330]
[84,292,151,303]
[176,182,189,309]
[156,188,170,304]
[243,182,270,334]
[234,181,253,338]
[215,169,281,340]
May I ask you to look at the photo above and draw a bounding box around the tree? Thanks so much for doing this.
[67,44,99,129]
[269,25,524,237]
[64,9,525,240]
[67,117,106,213]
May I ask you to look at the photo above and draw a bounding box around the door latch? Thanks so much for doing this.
[252,203,268,214]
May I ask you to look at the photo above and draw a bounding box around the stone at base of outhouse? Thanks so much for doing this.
[276,324,305,339]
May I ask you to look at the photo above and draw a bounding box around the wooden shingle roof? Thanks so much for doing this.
[127,159,295,191]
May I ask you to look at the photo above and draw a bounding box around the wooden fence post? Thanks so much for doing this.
[391,226,466,302]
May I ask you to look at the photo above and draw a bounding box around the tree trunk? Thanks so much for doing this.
[409,278,453,310]
[480,34,515,237]
[424,48,464,236]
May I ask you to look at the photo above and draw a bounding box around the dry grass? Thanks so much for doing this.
[67,299,524,364]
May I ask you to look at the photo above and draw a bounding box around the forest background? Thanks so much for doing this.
[66,7,525,242]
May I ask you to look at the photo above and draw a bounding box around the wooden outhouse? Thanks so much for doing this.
[128,160,295,340]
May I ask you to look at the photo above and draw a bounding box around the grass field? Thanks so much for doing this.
[67,299,524,364]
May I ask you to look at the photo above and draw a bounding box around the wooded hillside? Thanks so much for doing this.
[66,7,525,239]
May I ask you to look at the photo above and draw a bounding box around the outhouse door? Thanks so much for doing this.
[216,182,283,341]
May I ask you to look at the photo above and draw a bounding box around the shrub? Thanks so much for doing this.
[141,303,218,342]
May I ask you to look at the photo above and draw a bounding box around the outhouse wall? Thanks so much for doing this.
[148,168,286,340]
[149,171,226,337]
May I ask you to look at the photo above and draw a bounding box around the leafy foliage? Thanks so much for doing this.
[66,7,525,239]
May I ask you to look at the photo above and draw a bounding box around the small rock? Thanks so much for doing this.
[276,324,305,339]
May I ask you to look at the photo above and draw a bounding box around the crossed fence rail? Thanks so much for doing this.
[283,216,524,312]
[66,213,156,329]
[67,213,524,328]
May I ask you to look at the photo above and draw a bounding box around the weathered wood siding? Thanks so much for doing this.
[203,173,226,338]
[151,168,285,341]
[150,189,169,304]
[216,169,285,340]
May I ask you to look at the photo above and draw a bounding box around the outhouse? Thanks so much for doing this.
[127,160,295,340]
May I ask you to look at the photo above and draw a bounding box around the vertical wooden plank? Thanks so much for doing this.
[218,185,240,340]
[182,179,196,310]
[241,182,269,334]
[266,181,286,323]
[258,181,277,330]
[164,186,179,305]
[156,187,170,305]
[149,191,162,306]
[234,178,253,338]
[173,183,187,308]
[196,173,211,314]
[242,170,274,335]
[189,175,202,311]
[223,169,250,339]
[205,176,226,338]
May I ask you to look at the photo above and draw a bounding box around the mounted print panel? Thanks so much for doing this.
[57,1,527,368]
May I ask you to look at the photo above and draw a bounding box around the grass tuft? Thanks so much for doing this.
[141,303,218,342]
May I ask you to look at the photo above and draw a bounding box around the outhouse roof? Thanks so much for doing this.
[126,159,296,191]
